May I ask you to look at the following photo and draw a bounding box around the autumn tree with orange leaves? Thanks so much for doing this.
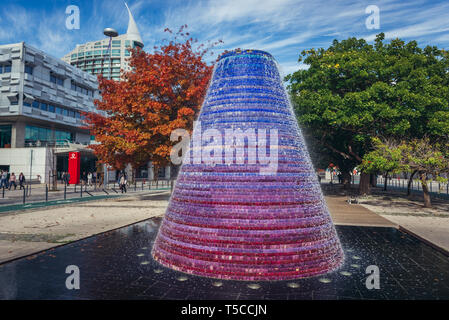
[84,26,219,180]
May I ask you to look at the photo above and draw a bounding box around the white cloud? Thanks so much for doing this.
[2,0,449,75]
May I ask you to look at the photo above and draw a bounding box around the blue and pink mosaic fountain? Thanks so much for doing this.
[151,49,344,280]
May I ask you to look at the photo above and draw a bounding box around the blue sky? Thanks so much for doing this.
[1,0,449,76]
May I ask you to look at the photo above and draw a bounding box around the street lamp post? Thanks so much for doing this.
[102,28,118,186]
[103,28,118,80]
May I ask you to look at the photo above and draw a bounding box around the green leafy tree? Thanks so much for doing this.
[360,137,449,208]
[358,138,408,192]
[286,33,449,194]
[404,138,449,208]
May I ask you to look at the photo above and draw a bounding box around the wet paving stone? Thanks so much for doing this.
[0,218,448,300]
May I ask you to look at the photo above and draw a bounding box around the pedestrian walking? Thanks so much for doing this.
[87,172,92,186]
[0,170,6,189]
[19,172,26,190]
[8,172,17,190]
[120,174,127,193]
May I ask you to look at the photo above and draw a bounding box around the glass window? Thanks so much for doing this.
[23,102,31,107]
[112,40,121,47]
[112,49,121,56]
[56,107,63,115]
[4,64,11,73]
[38,127,47,140]
[40,103,48,111]
[32,101,40,109]
[0,125,12,148]
[86,51,92,56]
[71,82,76,91]
[78,52,84,57]
[94,50,101,56]
[63,109,68,116]
[50,74,63,86]
[102,50,109,55]
[125,40,131,47]
[71,54,77,59]
[48,105,55,113]
[25,65,33,75]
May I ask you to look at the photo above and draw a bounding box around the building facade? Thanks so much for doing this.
[62,3,144,81]
[0,42,100,183]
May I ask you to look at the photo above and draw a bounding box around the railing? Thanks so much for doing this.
[375,176,449,199]
[0,179,175,207]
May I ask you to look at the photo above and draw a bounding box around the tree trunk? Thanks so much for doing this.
[131,167,136,185]
[383,172,388,191]
[407,170,418,197]
[341,171,351,190]
[370,174,377,187]
[420,172,432,208]
[359,172,371,195]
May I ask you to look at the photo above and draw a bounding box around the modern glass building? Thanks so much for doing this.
[0,42,100,183]
[62,3,144,81]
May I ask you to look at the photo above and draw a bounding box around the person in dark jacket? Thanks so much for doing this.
[18,172,26,190]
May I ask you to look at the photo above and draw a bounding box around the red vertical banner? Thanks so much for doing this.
[68,152,81,185]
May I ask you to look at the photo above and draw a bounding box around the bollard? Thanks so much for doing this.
[45,184,48,202]
[23,187,26,204]
[142,181,144,191]
[2,187,4,198]
[135,182,137,192]
[74,184,77,193]
[171,180,174,192]
[64,185,67,200]
[80,184,83,198]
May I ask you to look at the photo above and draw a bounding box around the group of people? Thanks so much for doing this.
[61,171,100,187]
[0,170,26,190]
